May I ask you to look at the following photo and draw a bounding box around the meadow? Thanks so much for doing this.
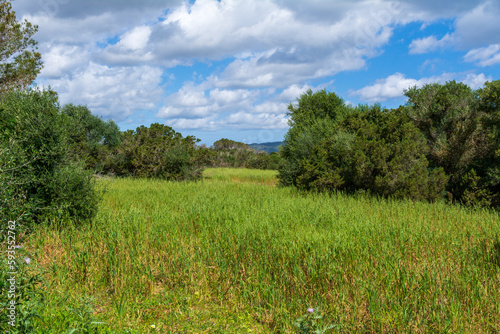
[20,168,500,332]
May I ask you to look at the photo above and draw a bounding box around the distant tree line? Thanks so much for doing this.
[279,81,500,208]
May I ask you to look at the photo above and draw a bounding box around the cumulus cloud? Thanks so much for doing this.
[156,83,260,120]
[453,1,500,48]
[44,63,164,119]
[99,0,400,86]
[462,73,493,89]
[155,82,313,130]
[464,44,500,67]
[10,0,499,135]
[351,72,490,102]
[409,34,454,54]
[40,44,90,78]
[406,1,500,54]
[168,112,288,131]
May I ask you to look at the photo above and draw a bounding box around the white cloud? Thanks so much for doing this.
[351,72,491,102]
[168,112,288,131]
[454,1,500,48]
[406,1,500,54]
[10,0,499,135]
[118,26,152,51]
[351,73,422,102]
[464,44,500,67]
[44,63,164,120]
[155,83,260,120]
[100,0,400,85]
[409,34,454,54]
[40,44,90,78]
[279,84,314,102]
[462,73,493,89]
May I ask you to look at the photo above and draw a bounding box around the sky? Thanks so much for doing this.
[13,0,500,145]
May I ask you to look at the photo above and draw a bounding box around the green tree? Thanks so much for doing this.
[0,88,99,224]
[403,80,499,206]
[295,105,447,201]
[108,123,202,180]
[474,80,500,206]
[61,104,121,172]
[211,138,257,168]
[279,89,353,186]
[0,0,43,93]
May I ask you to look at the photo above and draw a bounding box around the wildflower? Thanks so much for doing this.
[151,324,155,329]
[24,258,30,264]
[307,308,314,313]
[14,245,21,249]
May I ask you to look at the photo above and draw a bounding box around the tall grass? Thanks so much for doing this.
[22,169,500,332]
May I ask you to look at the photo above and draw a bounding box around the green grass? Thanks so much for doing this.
[12,168,500,332]
[203,167,278,186]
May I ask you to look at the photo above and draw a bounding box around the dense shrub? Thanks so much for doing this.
[279,90,448,202]
[404,80,500,207]
[280,82,500,208]
[279,89,353,187]
[61,104,121,173]
[105,123,202,180]
[0,88,99,224]
[295,106,448,201]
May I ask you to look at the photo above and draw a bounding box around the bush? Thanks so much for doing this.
[279,89,449,202]
[294,106,448,201]
[105,123,202,180]
[0,88,99,224]
[279,89,352,187]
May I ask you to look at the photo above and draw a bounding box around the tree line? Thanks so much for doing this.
[279,81,500,208]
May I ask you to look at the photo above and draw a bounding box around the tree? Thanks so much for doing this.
[403,81,484,179]
[279,89,353,186]
[107,123,202,180]
[61,104,121,172]
[294,105,448,201]
[0,88,99,224]
[0,0,43,94]
[403,80,499,206]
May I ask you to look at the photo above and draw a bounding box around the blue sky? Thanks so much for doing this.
[14,0,500,145]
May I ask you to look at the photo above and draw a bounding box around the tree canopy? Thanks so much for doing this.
[0,0,42,94]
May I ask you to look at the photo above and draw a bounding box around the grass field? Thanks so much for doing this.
[16,168,500,332]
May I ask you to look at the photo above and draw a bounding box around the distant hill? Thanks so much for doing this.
[249,141,283,153]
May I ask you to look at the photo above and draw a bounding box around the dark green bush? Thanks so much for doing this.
[0,88,99,224]
[404,80,500,207]
[105,123,202,180]
[294,106,448,201]
[279,90,449,202]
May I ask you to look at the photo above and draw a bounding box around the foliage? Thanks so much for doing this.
[279,90,447,201]
[61,104,121,172]
[297,106,447,201]
[0,0,43,93]
[106,123,202,180]
[205,138,282,170]
[280,83,500,208]
[0,88,99,224]
[0,243,44,333]
[475,80,500,207]
[404,80,500,207]
[294,307,336,334]
[279,90,352,187]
